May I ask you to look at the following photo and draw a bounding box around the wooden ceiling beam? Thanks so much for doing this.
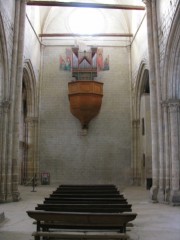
[39,33,133,38]
[27,1,145,11]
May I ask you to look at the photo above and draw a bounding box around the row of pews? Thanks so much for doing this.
[27,184,137,240]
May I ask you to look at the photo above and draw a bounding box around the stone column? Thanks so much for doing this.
[12,0,26,201]
[33,116,39,182]
[143,0,159,201]
[25,117,38,183]
[162,101,170,202]
[132,119,141,185]
[0,103,5,201]
[168,100,180,203]
[151,0,165,202]
[6,0,21,202]
[0,100,11,202]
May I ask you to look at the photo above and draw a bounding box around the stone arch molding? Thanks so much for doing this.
[133,59,149,119]
[132,59,150,185]
[163,2,180,100]
[23,59,38,117]
[21,59,38,184]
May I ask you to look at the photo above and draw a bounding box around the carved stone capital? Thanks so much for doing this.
[168,100,180,113]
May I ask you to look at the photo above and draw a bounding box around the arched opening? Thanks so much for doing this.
[139,73,152,188]
[19,80,28,184]
[19,60,38,185]
[132,61,152,189]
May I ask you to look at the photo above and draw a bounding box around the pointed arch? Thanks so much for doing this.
[23,59,38,117]
[133,59,149,119]
[132,59,151,186]
[20,59,38,184]
[162,2,180,99]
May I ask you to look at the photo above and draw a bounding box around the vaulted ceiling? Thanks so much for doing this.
[26,0,146,45]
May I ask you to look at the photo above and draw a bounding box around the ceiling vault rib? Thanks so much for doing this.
[39,33,133,38]
[27,1,145,11]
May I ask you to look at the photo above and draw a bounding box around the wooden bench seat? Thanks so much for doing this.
[27,210,137,240]
[50,193,124,198]
[58,184,117,189]
[27,185,137,240]
[55,188,119,193]
[27,210,137,231]
[35,203,132,212]
[44,197,128,204]
[55,189,119,193]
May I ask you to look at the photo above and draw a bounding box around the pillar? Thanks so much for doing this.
[12,0,26,201]
[162,101,170,202]
[6,0,21,202]
[0,100,10,202]
[25,117,38,183]
[151,0,165,202]
[168,100,180,203]
[143,0,159,201]
[132,119,141,185]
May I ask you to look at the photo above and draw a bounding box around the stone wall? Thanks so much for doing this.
[39,45,132,187]
[131,14,148,85]
[24,6,41,82]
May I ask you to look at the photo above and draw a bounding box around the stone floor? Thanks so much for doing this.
[0,185,180,240]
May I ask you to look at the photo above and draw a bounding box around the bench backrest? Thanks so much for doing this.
[35,203,132,212]
[50,193,124,198]
[58,184,117,188]
[27,210,137,227]
[55,189,119,193]
[44,198,128,204]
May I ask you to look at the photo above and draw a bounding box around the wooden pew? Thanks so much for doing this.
[53,189,120,194]
[27,210,137,240]
[55,187,119,194]
[27,185,136,239]
[51,186,124,200]
[44,197,128,204]
[58,184,117,189]
[49,193,124,198]
[35,203,132,212]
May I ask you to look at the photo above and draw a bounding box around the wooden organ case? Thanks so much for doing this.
[68,47,103,129]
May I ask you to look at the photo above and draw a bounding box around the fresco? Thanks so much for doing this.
[60,48,109,72]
